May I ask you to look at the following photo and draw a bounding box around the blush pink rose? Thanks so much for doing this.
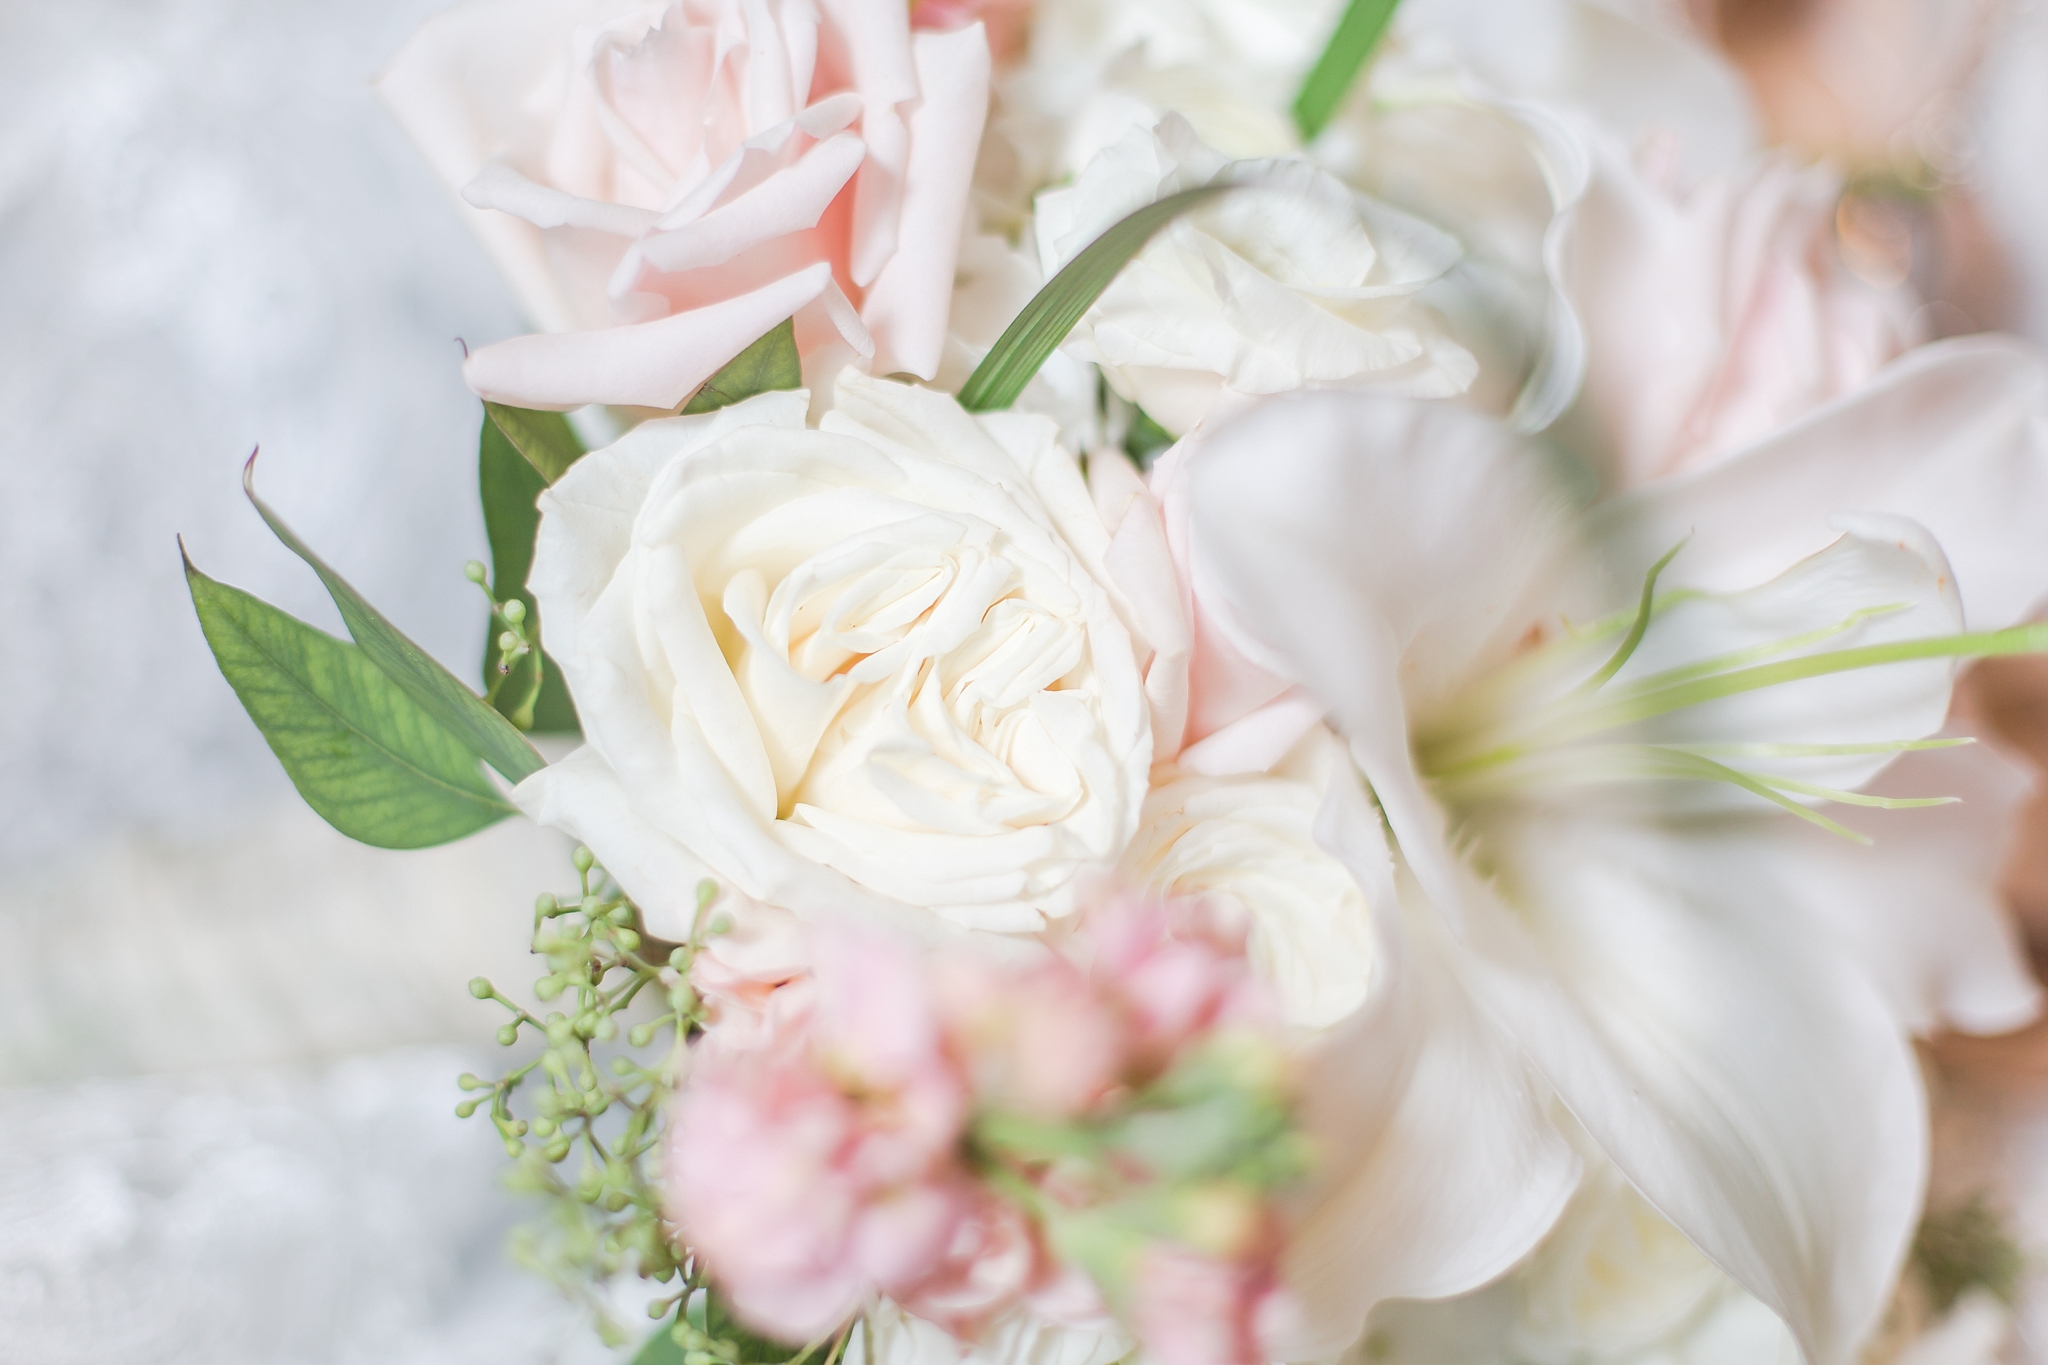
[379,0,991,411]
[1087,445,1324,778]
[668,930,976,1340]
[1131,1243,1290,1365]
[1563,140,1922,487]
[911,0,1034,64]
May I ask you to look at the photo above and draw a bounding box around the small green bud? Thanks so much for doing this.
[610,1056,636,1075]
[593,1016,619,1042]
[604,1191,630,1213]
[496,1024,519,1047]
[543,1135,572,1163]
[468,977,493,1000]
[573,846,597,874]
[581,893,605,916]
[695,880,718,912]
[502,598,527,624]
[607,902,635,925]
[668,946,691,969]
[504,1138,525,1159]
[535,892,559,916]
[463,560,489,585]
[629,1024,657,1048]
[531,1116,557,1138]
[535,976,565,1001]
[507,1119,529,1138]
[586,1095,611,1117]
[457,1073,484,1091]
[614,928,641,953]
[708,914,733,936]
[456,1099,480,1119]
[546,1016,575,1045]
[497,630,520,654]
[649,1301,672,1320]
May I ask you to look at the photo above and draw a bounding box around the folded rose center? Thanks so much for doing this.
[717,506,1092,835]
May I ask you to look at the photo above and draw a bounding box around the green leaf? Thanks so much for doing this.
[184,547,515,849]
[483,402,586,485]
[1291,0,1402,142]
[242,453,547,784]
[682,318,803,415]
[479,413,579,734]
[956,184,1236,414]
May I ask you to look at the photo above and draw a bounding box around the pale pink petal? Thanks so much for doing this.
[1593,337,2048,630]
[463,263,835,409]
[863,26,992,379]
[462,159,663,237]
[632,132,866,275]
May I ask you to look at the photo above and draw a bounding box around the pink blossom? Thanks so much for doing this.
[933,950,1126,1118]
[1073,895,1268,1070]
[667,931,975,1340]
[1131,1243,1290,1365]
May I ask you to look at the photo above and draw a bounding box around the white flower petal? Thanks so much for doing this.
[1592,338,2048,630]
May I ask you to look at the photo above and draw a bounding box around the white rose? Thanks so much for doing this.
[1118,728,1379,1029]
[1034,115,1475,437]
[513,370,1152,937]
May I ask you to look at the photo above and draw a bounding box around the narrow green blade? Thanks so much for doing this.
[957,184,1235,414]
[483,402,586,485]
[682,318,803,414]
[242,453,547,784]
[479,412,578,733]
[1292,0,1402,141]
[185,547,515,848]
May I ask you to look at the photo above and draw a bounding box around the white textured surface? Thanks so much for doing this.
[0,0,523,870]
[0,1049,610,1365]
[0,0,613,1357]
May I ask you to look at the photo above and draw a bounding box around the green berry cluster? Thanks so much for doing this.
[459,847,741,1349]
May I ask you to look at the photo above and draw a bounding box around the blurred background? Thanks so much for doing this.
[3,0,2048,1360]
[0,0,601,1359]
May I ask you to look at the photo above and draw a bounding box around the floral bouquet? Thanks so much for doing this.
[177,0,2048,1362]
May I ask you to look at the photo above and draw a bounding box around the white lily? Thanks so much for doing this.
[1183,341,2048,1364]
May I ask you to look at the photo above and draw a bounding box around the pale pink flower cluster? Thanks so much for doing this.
[666,897,1293,1365]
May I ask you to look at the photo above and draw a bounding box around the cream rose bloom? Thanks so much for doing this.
[378,0,990,411]
[1034,115,1475,437]
[512,371,1152,937]
[1118,727,1378,1030]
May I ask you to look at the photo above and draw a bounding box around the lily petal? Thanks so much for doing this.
[1593,338,2048,630]
[1278,762,1580,1358]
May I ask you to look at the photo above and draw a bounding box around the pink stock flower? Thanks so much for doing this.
[1072,894,1268,1070]
[1131,1242,1290,1365]
[933,951,1127,1118]
[379,0,992,412]
[668,932,976,1340]
[670,897,1300,1354]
